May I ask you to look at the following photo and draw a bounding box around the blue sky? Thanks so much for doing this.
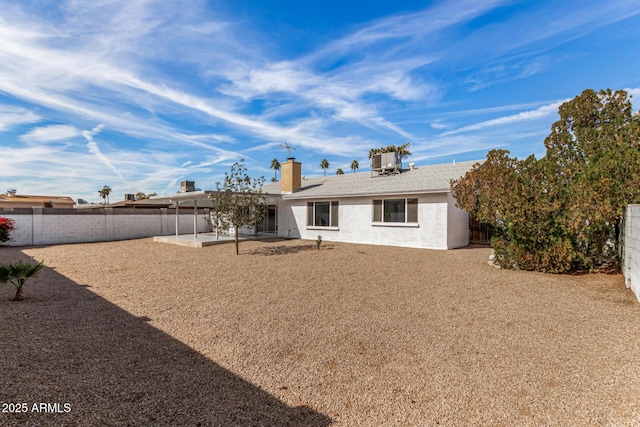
[1,0,639,203]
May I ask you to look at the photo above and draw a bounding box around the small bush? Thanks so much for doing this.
[0,217,14,243]
[0,259,45,301]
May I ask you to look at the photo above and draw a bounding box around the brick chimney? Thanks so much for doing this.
[280,159,301,193]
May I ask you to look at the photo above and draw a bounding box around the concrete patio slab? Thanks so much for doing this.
[152,232,278,248]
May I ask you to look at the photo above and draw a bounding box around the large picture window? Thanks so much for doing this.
[307,201,339,227]
[373,198,418,223]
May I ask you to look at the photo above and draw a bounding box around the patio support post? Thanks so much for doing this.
[175,202,179,237]
[193,200,197,240]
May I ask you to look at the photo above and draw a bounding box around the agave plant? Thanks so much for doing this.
[0,260,45,301]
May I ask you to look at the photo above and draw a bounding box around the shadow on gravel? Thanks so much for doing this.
[0,251,332,427]
[247,244,335,256]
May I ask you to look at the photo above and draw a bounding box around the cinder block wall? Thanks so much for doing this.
[281,193,453,250]
[623,204,640,302]
[0,208,211,247]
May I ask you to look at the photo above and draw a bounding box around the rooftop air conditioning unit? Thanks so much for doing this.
[371,152,402,174]
[180,181,196,193]
[371,154,382,170]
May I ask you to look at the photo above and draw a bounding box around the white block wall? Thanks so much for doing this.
[447,192,470,249]
[623,204,640,302]
[0,208,211,247]
[277,193,467,250]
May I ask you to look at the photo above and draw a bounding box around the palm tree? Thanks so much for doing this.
[0,259,45,301]
[336,168,344,175]
[350,160,359,173]
[396,141,412,160]
[98,185,112,205]
[367,142,412,161]
[320,159,329,176]
[270,158,281,181]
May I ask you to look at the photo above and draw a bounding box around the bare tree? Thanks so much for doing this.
[211,160,266,255]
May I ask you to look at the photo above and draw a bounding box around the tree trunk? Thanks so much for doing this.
[14,286,24,301]
[235,227,239,255]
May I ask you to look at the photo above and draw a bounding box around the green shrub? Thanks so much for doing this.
[0,260,45,301]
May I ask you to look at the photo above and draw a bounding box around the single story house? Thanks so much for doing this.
[259,158,479,250]
[0,189,76,209]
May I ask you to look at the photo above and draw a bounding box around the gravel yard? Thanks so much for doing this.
[1,238,639,426]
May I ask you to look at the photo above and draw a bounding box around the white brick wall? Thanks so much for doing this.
[447,192,470,249]
[278,193,466,250]
[623,204,640,302]
[0,208,211,247]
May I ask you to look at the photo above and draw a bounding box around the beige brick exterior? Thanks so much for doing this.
[281,160,301,193]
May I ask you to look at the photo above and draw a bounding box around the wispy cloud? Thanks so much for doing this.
[82,124,130,185]
[20,124,81,143]
[0,105,40,132]
[439,101,568,136]
[1,0,639,199]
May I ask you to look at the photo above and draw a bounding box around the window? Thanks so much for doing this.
[372,198,418,223]
[307,201,339,227]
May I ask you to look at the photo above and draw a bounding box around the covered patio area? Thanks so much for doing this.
[148,190,280,248]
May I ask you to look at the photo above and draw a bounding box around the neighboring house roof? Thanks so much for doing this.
[262,160,480,199]
[0,193,76,208]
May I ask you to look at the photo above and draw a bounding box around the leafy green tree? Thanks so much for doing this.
[449,149,517,227]
[320,159,329,176]
[350,160,359,173]
[0,260,45,301]
[211,160,266,255]
[452,89,640,272]
[336,168,344,175]
[543,89,640,266]
[270,158,281,181]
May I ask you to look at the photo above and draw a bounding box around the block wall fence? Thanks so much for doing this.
[623,204,640,302]
[0,207,211,247]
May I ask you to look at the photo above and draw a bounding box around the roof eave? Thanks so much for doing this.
[281,188,452,200]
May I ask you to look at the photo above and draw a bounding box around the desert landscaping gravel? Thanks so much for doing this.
[1,238,639,426]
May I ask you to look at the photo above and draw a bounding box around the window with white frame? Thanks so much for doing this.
[372,198,418,223]
[307,201,339,227]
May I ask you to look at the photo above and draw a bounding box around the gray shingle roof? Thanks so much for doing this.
[262,160,480,200]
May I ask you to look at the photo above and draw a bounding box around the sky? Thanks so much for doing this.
[1,0,639,203]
